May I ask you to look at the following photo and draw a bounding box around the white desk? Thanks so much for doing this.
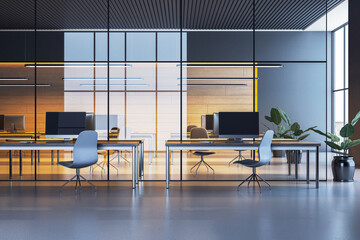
[0,140,144,189]
[165,140,321,189]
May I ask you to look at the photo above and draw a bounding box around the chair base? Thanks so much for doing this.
[60,169,96,192]
[229,150,246,165]
[237,173,271,192]
[190,156,215,175]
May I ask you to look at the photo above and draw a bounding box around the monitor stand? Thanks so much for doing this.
[226,138,243,143]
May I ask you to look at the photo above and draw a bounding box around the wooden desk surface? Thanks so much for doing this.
[166,139,321,147]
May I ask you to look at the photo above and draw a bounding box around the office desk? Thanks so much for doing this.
[165,140,321,189]
[0,133,38,139]
[0,139,144,189]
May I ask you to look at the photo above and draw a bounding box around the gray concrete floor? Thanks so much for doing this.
[0,180,359,240]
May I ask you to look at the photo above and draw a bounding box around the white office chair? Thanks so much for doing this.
[233,130,274,192]
[58,131,98,191]
[190,127,215,175]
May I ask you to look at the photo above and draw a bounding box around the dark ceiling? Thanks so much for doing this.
[0,0,344,30]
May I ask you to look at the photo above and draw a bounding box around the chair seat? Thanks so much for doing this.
[193,151,215,156]
[233,159,260,167]
[57,161,74,168]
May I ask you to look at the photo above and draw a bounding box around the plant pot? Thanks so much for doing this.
[286,150,302,164]
[272,150,285,157]
[332,156,355,182]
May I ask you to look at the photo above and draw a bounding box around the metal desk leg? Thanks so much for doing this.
[316,146,319,188]
[288,151,291,176]
[57,150,60,163]
[19,150,22,177]
[37,150,40,164]
[31,150,33,165]
[136,146,140,184]
[295,151,298,179]
[9,150,12,179]
[166,146,170,189]
[171,151,173,165]
[51,150,54,165]
[306,150,310,184]
[141,142,144,177]
[132,146,136,189]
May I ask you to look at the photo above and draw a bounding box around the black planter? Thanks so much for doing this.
[286,150,302,164]
[272,150,285,157]
[332,156,355,182]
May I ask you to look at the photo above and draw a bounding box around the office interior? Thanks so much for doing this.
[0,0,349,184]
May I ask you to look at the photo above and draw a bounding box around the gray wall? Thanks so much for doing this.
[258,63,327,149]
[187,31,330,150]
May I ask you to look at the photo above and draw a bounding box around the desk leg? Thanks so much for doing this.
[51,150,54,165]
[37,150,40,164]
[166,146,170,189]
[306,150,310,184]
[132,146,136,189]
[136,146,139,184]
[141,142,144,177]
[288,151,291,176]
[31,150,33,165]
[19,150,22,177]
[171,151,173,165]
[316,146,319,188]
[295,151,298,179]
[9,150,12,179]
[57,150,60,163]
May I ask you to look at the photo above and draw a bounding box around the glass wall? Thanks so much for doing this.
[0,0,331,182]
[333,24,348,137]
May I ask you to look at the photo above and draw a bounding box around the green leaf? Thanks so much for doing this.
[311,129,328,137]
[264,115,273,123]
[346,139,360,149]
[294,130,303,136]
[290,122,300,132]
[303,126,317,133]
[283,134,294,139]
[297,134,310,141]
[327,132,340,142]
[351,110,360,126]
[340,124,355,138]
[262,123,271,130]
[270,108,282,125]
[325,141,343,150]
[277,124,286,132]
[276,107,291,126]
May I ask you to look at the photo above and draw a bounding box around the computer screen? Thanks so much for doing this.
[45,112,86,138]
[218,112,259,139]
[85,113,95,130]
[4,115,25,132]
[0,115,4,131]
[201,115,214,131]
[213,113,219,136]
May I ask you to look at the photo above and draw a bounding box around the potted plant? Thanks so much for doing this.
[312,111,360,182]
[263,107,288,157]
[264,107,317,162]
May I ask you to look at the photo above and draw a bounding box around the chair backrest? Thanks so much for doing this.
[110,127,120,138]
[187,125,197,132]
[72,131,98,168]
[190,127,209,139]
[258,130,274,165]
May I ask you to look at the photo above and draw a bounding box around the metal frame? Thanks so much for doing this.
[165,142,320,189]
[0,0,329,183]
[1,141,144,189]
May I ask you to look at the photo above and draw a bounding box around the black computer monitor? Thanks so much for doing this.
[0,115,4,131]
[85,113,95,130]
[45,112,86,139]
[218,112,259,141]
[201,115,214,131]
